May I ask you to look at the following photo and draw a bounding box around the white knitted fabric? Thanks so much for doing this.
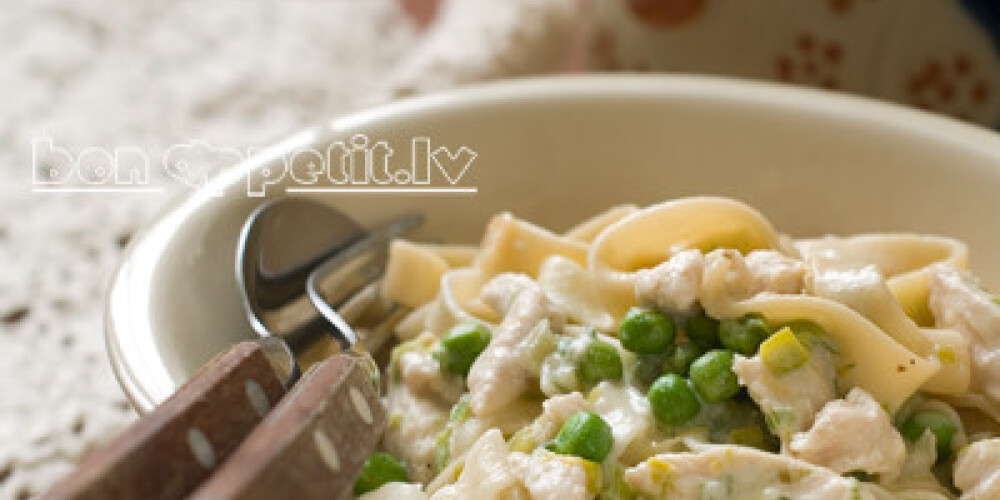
[0,0,576,498]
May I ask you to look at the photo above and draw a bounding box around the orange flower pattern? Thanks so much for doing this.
[625,0,707,28]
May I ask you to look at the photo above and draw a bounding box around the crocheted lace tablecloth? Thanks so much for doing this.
[0,0,575,497]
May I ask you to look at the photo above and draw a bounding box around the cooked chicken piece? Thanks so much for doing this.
[430,430,523,500]
[790,388,906,482]
[469,274,554,416]
[636,249,806,317]
[954,438,1000,500]
[745,250,808,295]
[733,347,836,445]
[508,450,594,500]
[698,249,756,316]
[384,383,450,483]
[697,249,808,316]
[635,249,705,315]
[399,349,465,404]
[928,265,1000,402]
[625,445,858,500]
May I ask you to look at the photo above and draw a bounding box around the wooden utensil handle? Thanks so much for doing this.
[186,354,386,500]
[41,341,288,500]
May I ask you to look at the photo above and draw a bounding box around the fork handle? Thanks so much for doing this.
[40,341,289,500]
[186,354,386,500]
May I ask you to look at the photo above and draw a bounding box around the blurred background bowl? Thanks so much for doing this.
[106,74,1000,412]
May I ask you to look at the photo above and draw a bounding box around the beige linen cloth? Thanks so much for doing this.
[0,0,575,498]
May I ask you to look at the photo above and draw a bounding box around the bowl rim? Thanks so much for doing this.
[105,73,1000,413]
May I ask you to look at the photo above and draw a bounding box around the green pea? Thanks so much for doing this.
[685,310,722,349]
[899,410,958,462]
[547,411,614,462]
[619,308,676,354]
[577,338,623,385]
[648,374,701,427]
[635,353,667,386]
[353,452,410,496]
[719,313,771,356]
[689,350,740,403]
[434,322,491,376]
[663,342,704,376]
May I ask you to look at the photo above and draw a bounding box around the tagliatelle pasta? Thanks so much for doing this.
[589,197,783,318]
[537,255,615,332]
[383,241,451,308]
[564,205,639,244]
[419,268,499,335]
[366,197,1000,500]
[797,235,969,327]
[919,328,972,395]
[477,212,589,278]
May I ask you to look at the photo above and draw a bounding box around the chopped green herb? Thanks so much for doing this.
[508,426,537,453]
[433,428,452,473]
[449,394,471,422]
[764,407,796,438]
[761,327,810,375]
[354,452,410,496]
[523,320,558,365]
[785,320,839,354]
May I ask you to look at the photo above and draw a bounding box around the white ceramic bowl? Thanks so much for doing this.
[106,75,1000,413]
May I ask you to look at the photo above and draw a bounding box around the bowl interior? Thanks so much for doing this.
[107,75,1000,412]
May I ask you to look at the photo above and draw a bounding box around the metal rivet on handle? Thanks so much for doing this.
[313,429,341,472]
[187,428,216,469]
[244,379,270,418]
[349,386,373,424]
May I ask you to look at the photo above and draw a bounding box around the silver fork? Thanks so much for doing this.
[238,197,422,363]
[41,198,421,500]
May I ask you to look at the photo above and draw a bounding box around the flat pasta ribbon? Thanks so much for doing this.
[590,197,782,318]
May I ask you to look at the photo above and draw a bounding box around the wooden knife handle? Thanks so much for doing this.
[41,341,288,500]
[186,354,386,500]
